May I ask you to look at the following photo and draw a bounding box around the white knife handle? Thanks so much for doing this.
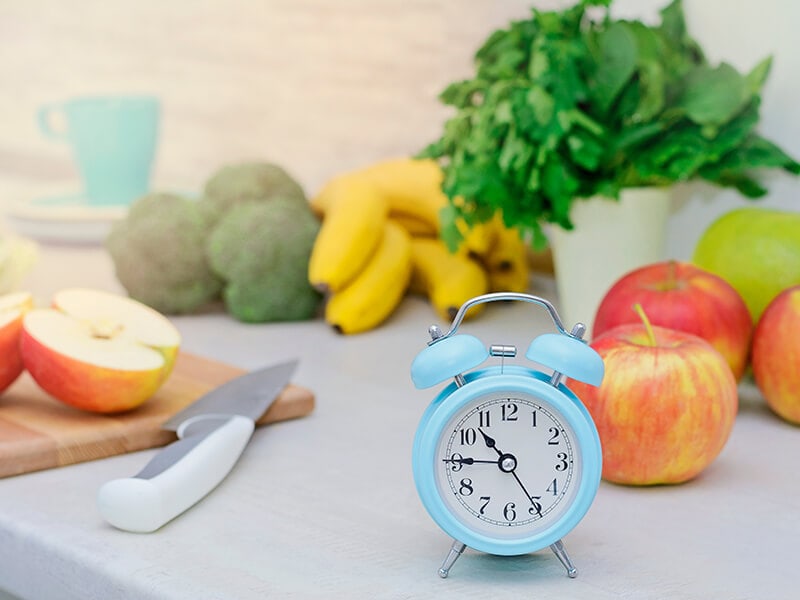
[97,415,255,533]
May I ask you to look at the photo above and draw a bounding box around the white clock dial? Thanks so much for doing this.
[434,390,583,539]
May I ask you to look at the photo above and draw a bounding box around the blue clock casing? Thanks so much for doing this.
[410,292,604,578]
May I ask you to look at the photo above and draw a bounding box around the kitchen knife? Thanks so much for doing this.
[97,359,298,533]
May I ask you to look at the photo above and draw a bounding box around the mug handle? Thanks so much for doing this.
[37,104,69,140]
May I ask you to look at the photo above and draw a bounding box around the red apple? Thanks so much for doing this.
[0,291,34,392]
[21,288,181,413]
[751,285,800,424]
[571,307,738,485]
[593,260,752,380]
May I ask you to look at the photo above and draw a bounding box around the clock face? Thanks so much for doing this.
[433,390,583,540]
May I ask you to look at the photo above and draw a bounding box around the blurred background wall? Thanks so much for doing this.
[1,0,797,259]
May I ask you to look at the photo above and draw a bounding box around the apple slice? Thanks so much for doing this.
[0,291,34,393]
[21,288,181,413]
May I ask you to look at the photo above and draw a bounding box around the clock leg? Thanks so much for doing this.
[549,539,578,578]
[438,540,466,578]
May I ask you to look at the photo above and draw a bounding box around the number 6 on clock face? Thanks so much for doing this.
[410,293,605,580]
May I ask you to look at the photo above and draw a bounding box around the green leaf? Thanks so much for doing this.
[591,21,638,113]
[677,63,751,128]
[746,56,773,94]
[527,86,555,126]
[567,131,604,170]
[440,79,483,108]
[633,60,665,122]
[541,158,580,225]
[659,0,705,70]
[701,172,767,198]
[495,99,513,125]
[438,205,464,252]
[610,120,669,153]
[700,135,800,179]
[528,47,549,80]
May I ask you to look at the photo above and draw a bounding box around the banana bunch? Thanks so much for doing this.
[308,158,530,334]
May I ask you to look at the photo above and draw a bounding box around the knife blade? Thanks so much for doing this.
[96,359,298,533]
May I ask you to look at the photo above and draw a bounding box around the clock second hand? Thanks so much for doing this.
[477,428,543,518]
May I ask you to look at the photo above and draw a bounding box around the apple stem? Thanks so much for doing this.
[667,260,677,288]
[633,303,657,347]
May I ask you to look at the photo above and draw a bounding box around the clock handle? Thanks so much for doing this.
[431,292,582,343]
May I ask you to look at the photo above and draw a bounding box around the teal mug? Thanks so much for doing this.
[38,95,160,206]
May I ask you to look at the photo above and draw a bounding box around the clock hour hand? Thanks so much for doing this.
[442,456,498,466]
[477,428,503,456]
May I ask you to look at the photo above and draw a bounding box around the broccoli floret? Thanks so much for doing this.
[106,193,223,314]
[200,162,307,223]
[205,198,322,323]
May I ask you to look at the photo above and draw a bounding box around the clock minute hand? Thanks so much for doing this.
[511,471,543,517]
[478,428,542,517]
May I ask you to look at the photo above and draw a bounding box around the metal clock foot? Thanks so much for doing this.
[550,539,578,578]
[438,540,467,578]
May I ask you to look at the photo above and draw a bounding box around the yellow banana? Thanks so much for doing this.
[488,258,530,293]
[456,217,499,261]
[389,214,438,238]
[313,158,450,236]
[357,158,448,232]
[482,217,527,271]
[409,238,488,321]
[483,218,530,293]
[325,221,412,334]
[309,172,356,216]
[308,177,389,293]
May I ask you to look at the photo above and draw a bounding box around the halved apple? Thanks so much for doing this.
[0,291,34,393]
[21,288,181,413]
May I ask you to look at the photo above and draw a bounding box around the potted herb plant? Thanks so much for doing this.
[420,0,799,326]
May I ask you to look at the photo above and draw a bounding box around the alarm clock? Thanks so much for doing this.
[410,292,604,579]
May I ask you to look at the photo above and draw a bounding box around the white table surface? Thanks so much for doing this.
[0,242,797,600]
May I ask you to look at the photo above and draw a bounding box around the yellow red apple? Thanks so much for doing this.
[751,285,800,424]
[0,291,34,392]
[20,288,181,413]
[592,260,752,380]
[571,307,738,485]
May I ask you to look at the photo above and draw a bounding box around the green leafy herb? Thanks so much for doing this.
[419,0,799,250]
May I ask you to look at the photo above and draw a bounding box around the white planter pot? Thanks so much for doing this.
[548,187,672,335]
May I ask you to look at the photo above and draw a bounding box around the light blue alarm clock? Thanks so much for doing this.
[411,292,605,579]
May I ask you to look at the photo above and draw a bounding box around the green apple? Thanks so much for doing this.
[693,207,800,321]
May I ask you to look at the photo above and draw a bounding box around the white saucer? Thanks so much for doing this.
[5,194,128,244]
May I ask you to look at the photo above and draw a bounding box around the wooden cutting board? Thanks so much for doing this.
[0,352,315,478]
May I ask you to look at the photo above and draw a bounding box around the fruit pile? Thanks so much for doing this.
[693,207,800,426]
[571,208,800,486]
[308,158,529,334]
[0,288,180,413]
